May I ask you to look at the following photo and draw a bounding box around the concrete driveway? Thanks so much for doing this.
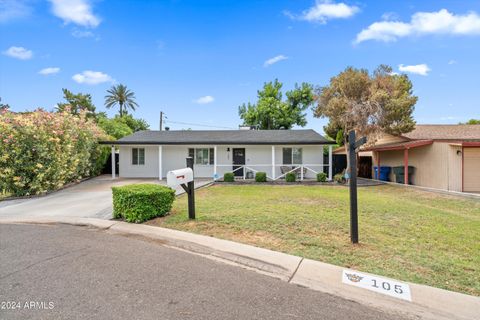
[0,175,211,219]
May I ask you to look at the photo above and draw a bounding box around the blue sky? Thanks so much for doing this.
[1,0,479,132]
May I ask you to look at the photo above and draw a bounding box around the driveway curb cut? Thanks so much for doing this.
[1,217,478,320]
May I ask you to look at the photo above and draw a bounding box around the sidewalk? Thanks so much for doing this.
[1,216,478,320]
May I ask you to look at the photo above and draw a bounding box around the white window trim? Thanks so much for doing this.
[283,147,303,165]
[189,148,214,165]
[132,147,145,166]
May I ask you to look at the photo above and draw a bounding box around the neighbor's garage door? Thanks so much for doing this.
[464,148,480,192]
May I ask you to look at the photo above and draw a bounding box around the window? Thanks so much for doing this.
[188,148,215,165]
[132,148,145,165]
[282,147,302,164]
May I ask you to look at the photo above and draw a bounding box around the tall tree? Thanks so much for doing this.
[104,84,138,117]
[313,65,417,169]
[56,89,96,118]
[238,79,314,129]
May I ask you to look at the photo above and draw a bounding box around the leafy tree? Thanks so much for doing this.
[105,84,138,117]
[461,119,480,125]
[120,114,149,131]
[56,89,96,118]
[238,79,314,129]
[97,113,149,140]
[313,65,417,170]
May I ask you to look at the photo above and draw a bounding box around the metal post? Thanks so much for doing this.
[111,145,116,179]
[213,145,217,180]
[186,157,195,219]
[348,131,359,244]
[158,145,163,180]
[160,111,163,131]
[271,145,275,180]
[328,145,333,181]
[404,148,409,185]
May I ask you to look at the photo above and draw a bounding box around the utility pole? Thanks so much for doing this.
[160,111,163,131]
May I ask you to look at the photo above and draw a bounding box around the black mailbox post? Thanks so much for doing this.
[348,130,367,244]
[180,157,196,220]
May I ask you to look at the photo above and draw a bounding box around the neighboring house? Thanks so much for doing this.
[101,129,335,181]
[365,125,480,193]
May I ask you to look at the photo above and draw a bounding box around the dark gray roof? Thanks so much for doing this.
[101,129,334,145]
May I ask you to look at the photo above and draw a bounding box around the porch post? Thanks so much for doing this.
[111,145,116,179]
[271,145,275,180]
[376,151,381,180]
[213,145,217,180]
[158,145,163,180]
[404,148,409,185]
[328,145,333,181]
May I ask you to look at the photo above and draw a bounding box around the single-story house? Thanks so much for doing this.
[101,129,335,181]
[365,125,480,193]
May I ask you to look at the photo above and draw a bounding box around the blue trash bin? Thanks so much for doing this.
[374,166,391,181]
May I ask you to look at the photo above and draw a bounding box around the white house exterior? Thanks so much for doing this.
[103,129,335,181]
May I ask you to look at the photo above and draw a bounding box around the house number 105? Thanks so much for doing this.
[371,279,403,294]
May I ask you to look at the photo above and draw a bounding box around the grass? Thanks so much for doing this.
[146,184,480,296]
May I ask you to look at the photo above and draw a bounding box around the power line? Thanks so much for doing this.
[164,119,236,130]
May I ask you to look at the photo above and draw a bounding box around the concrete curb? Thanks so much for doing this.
[1,217,478,320]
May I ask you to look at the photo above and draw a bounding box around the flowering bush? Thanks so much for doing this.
[0,109,109,196]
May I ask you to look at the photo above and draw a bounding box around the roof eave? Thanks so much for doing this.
[99,140,336,145]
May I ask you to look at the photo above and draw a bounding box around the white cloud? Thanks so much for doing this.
[39,67,60,75]
[355,9,480,43]
[0,0,32,23]
[398,64,431,76]
[264,55,288,67]
[286,1,359,24]
[193,95,215,104]
[448,59,457,65]
[2,46,32,59]
[49,0,100,28]
[72,70,113,84]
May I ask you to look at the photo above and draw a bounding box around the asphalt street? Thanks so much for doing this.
[0,224,413,320]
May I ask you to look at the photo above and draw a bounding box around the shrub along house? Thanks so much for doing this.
[366,125,480,193]
[101,129,335,181]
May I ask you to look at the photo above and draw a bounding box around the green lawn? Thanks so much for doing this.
[146,184,480,296]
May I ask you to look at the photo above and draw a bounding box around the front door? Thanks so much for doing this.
[232,148,245,177]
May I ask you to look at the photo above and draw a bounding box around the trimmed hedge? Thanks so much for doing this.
[317,172,327,182]
[285,172,296,182]
[112,184,175,223]
[224,172,235,182]
[255,172,267,182]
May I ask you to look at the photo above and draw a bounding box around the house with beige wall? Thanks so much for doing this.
[366,125,480,193]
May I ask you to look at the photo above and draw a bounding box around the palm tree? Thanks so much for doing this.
[104,84,138,117]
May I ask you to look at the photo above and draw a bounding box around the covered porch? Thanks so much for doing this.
[110,144,334,181]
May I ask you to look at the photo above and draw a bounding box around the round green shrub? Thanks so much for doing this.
[317,172,327,182]
[255,172,267,182]
[285,172,296,182]
[224,172,234,182]
[112,184,175,223]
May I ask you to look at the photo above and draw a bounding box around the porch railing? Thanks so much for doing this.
[215,164,329,181]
